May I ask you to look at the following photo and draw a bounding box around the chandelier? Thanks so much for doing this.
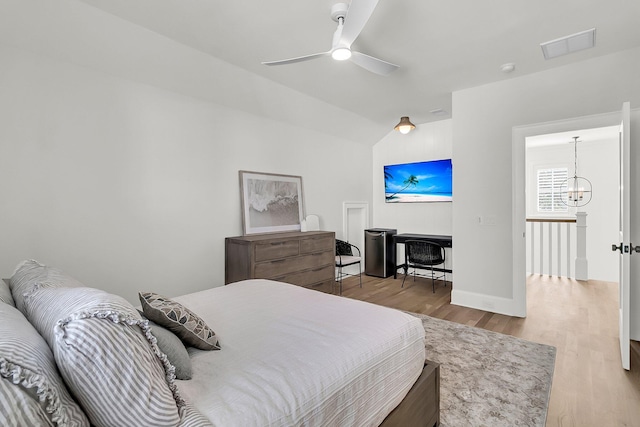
[560,136,592,207]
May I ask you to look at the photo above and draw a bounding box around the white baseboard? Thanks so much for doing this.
[451,289,525,317]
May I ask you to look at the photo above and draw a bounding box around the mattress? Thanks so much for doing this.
[174,279,425,427]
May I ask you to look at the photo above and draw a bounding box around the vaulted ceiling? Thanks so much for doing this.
[76,0,640,130]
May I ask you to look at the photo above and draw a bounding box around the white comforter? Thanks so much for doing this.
[174,279,425,427]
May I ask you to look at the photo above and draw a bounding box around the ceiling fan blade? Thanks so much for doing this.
[262,52,329,66]
[340,0,380,47]
[350,51,399,76]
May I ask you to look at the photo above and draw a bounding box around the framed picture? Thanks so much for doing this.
[239,171,305,235]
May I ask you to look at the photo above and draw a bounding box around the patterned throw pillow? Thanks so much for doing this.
[0,303,89,427]
[139,292,220,351]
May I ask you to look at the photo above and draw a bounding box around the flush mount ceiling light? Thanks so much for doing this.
[394,116,415,134]
[500,63,515,73]
[540,28,596,60]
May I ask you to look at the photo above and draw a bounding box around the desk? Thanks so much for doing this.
[393,234,453,279]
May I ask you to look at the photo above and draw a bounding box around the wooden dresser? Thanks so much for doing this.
[225,231,335,293]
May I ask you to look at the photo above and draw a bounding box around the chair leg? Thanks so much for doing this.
[401,270,408,288]
[358,264,362,288]
[431,268,435,293]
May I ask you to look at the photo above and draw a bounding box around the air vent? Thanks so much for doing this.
[540,28,596,60]
[430,109,448,117]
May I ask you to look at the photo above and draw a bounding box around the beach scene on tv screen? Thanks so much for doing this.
[384,159,452,203]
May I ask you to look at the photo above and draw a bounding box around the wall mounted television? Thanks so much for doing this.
[384,159,452,203]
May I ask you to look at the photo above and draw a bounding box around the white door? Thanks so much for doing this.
[616,101,631,370]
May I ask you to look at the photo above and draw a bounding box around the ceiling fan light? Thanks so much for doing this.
[331,47,351,61]
[394,116,415,134]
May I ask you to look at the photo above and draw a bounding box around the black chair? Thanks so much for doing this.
[402,240,447,293]
[335,239,362,295]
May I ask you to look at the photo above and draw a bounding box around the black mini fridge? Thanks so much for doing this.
[364,228,397,277]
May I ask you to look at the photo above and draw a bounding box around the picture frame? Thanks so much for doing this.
[239,171,305,235]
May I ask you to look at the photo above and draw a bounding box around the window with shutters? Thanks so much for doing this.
[537,167,568,213]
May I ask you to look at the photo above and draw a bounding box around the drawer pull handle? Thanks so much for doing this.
[270,259,286,263]
[311,268,324,272]
[270,242,285,246]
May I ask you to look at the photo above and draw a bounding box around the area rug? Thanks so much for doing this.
[409,313,556,427]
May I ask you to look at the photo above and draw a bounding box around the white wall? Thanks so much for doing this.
[526,137,619,282]
[0,44,372,304]
[452,46,640,337]
[372,120,453,272]
[0,0,387,147]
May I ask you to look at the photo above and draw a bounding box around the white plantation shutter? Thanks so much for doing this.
[537,168,568,213]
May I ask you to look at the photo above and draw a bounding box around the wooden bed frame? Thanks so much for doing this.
[379,360,440,427]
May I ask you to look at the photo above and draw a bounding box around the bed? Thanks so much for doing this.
[173,279,439,426]
[2,260,439,426]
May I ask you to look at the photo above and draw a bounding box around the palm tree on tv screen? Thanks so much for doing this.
[386,174,419,200]
[384,170,393,189]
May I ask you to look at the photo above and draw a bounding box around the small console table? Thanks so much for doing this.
[393,233,453,279]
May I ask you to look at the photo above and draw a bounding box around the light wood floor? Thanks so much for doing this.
[340,273,640,426]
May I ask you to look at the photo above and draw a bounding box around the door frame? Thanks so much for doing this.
[342,201,369,274]
[512,111,623,317]
[619,101,631,370]
[342,201,369,243]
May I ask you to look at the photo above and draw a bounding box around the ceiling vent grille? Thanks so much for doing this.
[540,28,596,60]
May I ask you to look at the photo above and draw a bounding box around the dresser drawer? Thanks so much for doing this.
[273,265,334,288]
[298,251,334,270]
[255,240,299,262]
[255,251,333,278]
[300,235,334,254]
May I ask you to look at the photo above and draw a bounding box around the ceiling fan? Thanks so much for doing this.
[262,1,399,76]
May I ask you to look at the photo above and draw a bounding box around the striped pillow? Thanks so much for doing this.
[0,378,52,427]
[9,260,84,314]
[178,404,213,427]
[0,303,89,427]
[1,278,15,306]
[23,286,183,427]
